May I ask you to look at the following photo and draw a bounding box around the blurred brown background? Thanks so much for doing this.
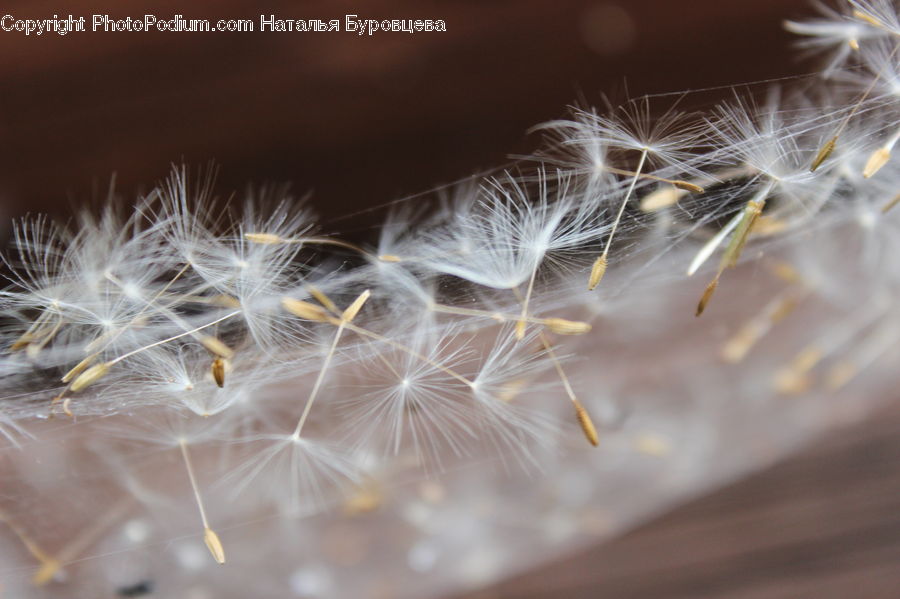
[0,0,810,234]
[6,1,899,598]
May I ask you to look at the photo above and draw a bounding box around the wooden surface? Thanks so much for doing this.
[463,405,900,598]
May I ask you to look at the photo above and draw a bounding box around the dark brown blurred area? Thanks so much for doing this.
[0,0,810,236]
[8,2,899,598]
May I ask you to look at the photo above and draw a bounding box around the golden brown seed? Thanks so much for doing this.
[882,192,900,214]
[853,9,885,28]
[244,232,284,244]
[640,188,684,212]
[281,297,330,322]
[342,290,371,323]
[672,180,705,193]
[722,200,764,270]
[696,277,719,317]
[62,355,97,383]
[588,254,608,290]
[378,254,402,263]
[544,318,592,335]
[863,147,891,179]
[210,295,241,309]
[574,399,599,447]
[211,358,226,388]
[199,336,234,359]
[810,136,837,172]
[514,319,527,340]
[70,362,111,393]
[9,333,34,352]
[306,285,338,314]
[204,527,226,564]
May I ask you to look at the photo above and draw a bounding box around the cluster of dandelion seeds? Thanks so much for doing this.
[2,2,900,597]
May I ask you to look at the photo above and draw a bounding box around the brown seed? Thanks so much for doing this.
[211,358,226,388]
[306,285,338,314]
[722,199,764,270]
[9,333,34,352]
[574,399,599,447]
[882,192,900,214]
[244,232,284,244]
[544,318,592,335]
[696,277,719,317]
[70,362,111,393]
[199,336,234,359]
[810,136,837,172]
[672,180,704,193]
[281,297,330,322]
[62,355,97,383]
[342,290,371,323]
[853,9,885,28]
[588,254,608,290]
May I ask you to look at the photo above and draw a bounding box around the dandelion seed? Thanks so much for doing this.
[61,354,97,384]
[592,147,648,289]
[341,289,370,323]
[695,195,766,315]
[290,290,370,441]
[696,277,719,317]
[340,329,476,465]
[198,335,233,359]
[427,302,589,335]
[810,135,837,171]
[211,358,226,388]
[537,329,598,447]
[722,198,765,269]
[640,187,685,212]
[882,191,900,212]
[0,509,58,585]
[863,145,893,177]
[70,362,111,392]
[785,2,876,75]
[243,232,284,245]
[179,439,225,564]
[30,499,132,586]
[543,318,592,335]
[281,297,331,322]
[573,399,599,447]
[687,211,742,276]
[587,254,608,290]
